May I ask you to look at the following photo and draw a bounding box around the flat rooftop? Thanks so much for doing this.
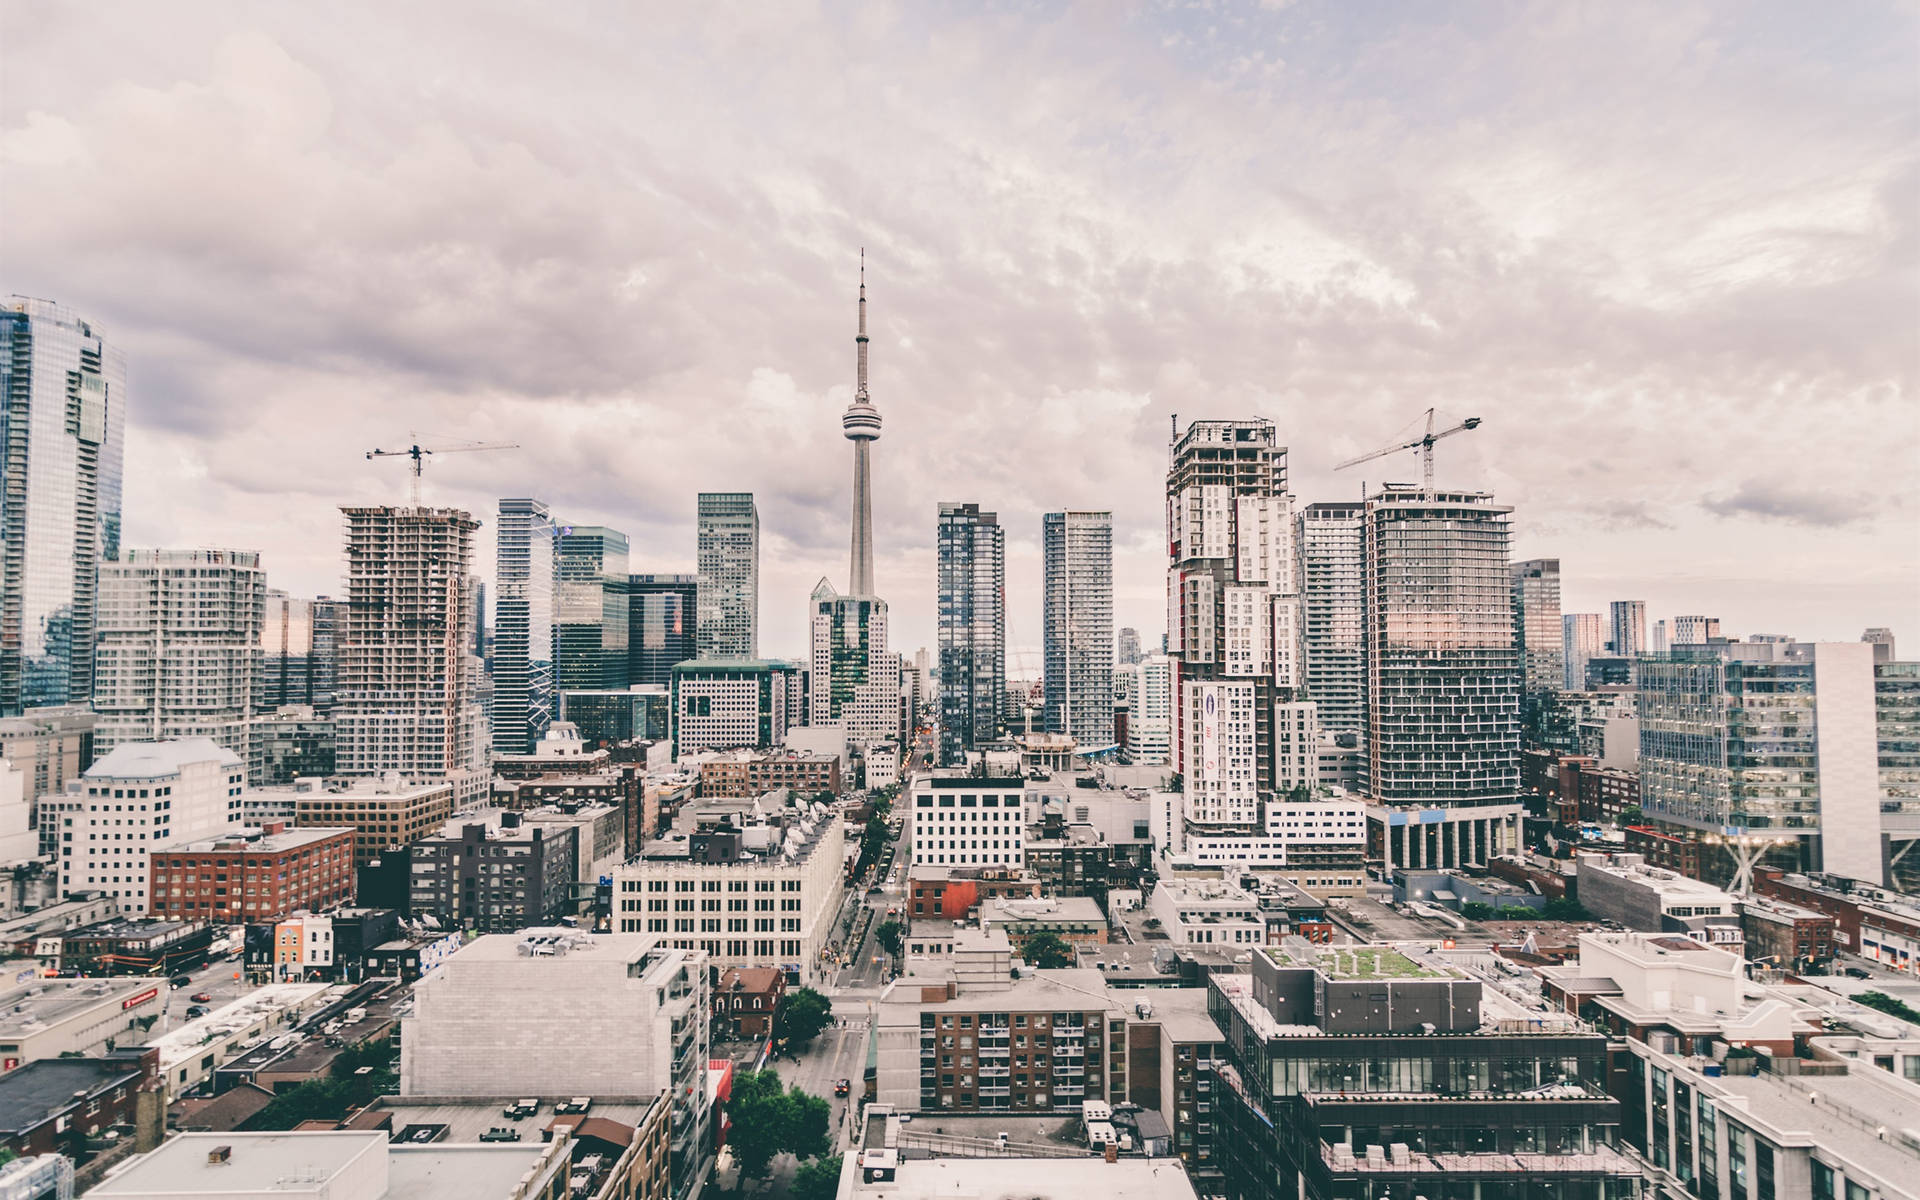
[1705,1064,1920,1191]
[438,929,671,966]
[1265,945,1456,980]
[0,1057,145,1135]
[158,825,355,855]
[878,969,1122,1021]
[91,1131,384,1194]
[146,983,334,1067]
[848,1154,1198,1200]
[387,1144,557,1199]
[375,1096,656,1145]
[983,896,1107,925]
[0,977,158,1039]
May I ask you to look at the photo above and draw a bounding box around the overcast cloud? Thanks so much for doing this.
[2,0,1915,661]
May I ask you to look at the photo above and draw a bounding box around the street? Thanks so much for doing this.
[151,941,255,1038]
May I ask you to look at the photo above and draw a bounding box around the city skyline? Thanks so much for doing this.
[3,5,1914,660]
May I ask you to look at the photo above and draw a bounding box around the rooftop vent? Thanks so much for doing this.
[208,1145,232,1164]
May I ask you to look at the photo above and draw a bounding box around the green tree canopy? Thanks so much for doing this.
[1022,931,1075,970]
[777,986,833,1047]
[727,1070,835,1184]
[792,1155,843,1200]
[876,920,905,959]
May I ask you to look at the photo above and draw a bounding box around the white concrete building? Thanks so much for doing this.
[1181,680,1260,827]
[0,976,163,1069]
[0,760,38,864]
[401,929,709,1185]
[909,774,1025,869]
[92,549,265,775]
[613,793,844,981]
[147,982,332,1094]
[1148,879,1264,946]
[1163,794,1368,894]
[53,739,245,913]
[89,1131,572,1200]
[1127,654,1173,765]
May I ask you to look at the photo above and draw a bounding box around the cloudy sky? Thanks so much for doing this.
[3,1,1915,662]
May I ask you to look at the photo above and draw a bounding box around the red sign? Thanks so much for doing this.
[122,987,158,1010]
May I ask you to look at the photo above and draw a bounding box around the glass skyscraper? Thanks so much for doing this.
[936,502,1004,765]
[258,590,338,714]
[697,493,758,659]
[1364,488,1521,869]
[492,498,557,754]
[1042,509,1114,749]
[555,525,629,692]
[0,299,128,715]
[628,573,698,687]
[1511,558,1564,694]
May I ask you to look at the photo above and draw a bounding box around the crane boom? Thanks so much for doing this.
[367,438,519,506]
[1333,407,1481,492]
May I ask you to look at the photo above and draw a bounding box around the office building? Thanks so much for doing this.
[250,705,335,785]
[0,976,163,1068]
[149,822,354,923]
[1296,501,1365,736]
[1880,661,1920,892]
[1126,654,1174,765]
[810,582,899,743]
[613,791,844,981]
[1650,618,1670,653]
[407,811,576,933]
[848,1106,1205,1200]
[52,738,246,913]
[936,503,1005,765]
[1,708,94,857]
[1364,488,1522,870]
[1574,852,1744,947]
[670,658,795,756]
[555,524,629,692]
[1563,612,1605,692]
[1864,627,1897,664]
[258,591,337,715]
[1673,614,1720,646]
[1610,599,1647,656]
[1117,627,1142,665]
[560,685,670,746]
[1209,948,1640,1200]
[1043,510,1115,750]
[490,497,556,755]
[92,549,265,771]
[628,573,698,686]
[289,774,456,868]
[0,299,127,716]
[1510,557,1563,694]
[697,749,841,799]
[696,493,758,659]
[910,774,1026,869]
[333,506,485,793]
[1639,641,1886,891]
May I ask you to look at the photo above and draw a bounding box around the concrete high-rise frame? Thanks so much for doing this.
[0,299,128,715]
[1364,488,1521,870]
[1043,510,1115,750]
[334,506,485,799]
[1510,558,1564,694]
[492,498,556,755]
[697,494,758,659]
[936,503,1004,765]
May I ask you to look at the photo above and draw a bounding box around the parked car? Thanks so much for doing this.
[1845,967,1872,979]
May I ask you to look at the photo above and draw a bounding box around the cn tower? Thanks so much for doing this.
[843,249,882,595]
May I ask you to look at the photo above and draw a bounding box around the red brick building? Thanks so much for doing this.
[699,752,841,800]
[149,822,355,923]
[715,966,787,1038]
[908,865,1039,918]
[1625,826,1704,880]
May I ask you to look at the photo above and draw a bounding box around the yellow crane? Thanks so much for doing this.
[367,436,519,506]
[1334,407,1481,493]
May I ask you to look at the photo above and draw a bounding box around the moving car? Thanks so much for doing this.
[190,992,212,1003]
[185,1005,208,1018]
[169,975,192,989]
[834,1079,850,1096]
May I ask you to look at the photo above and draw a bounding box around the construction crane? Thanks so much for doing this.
[367,437,519,506]
[1334,407,1481,492]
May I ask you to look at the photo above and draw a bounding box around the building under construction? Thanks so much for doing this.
[333,506,487,802]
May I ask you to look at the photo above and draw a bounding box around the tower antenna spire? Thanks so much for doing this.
[855,247,869,401]
[842,248,882,594]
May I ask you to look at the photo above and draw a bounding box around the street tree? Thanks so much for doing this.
[727,1070,835,1187]
[876,920,905,959]
[792,1156,843,1200]
[777,986,834,1048]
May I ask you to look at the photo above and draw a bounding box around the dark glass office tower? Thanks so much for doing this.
[936,503,1004,765]
[628,573,698,687]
